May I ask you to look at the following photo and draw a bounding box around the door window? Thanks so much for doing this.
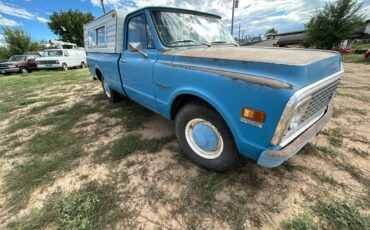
[127,14,155,49]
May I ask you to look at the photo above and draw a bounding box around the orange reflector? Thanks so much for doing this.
[241,107,266,123]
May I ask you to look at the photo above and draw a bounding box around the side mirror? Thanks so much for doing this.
[128,42,148,58]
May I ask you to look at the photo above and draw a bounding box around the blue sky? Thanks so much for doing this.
[0,0,369,44]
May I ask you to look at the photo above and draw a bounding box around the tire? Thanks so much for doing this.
[175,102,240,172]
[62,63,68,71]
[20,67,28,74]
[101,76,121,103]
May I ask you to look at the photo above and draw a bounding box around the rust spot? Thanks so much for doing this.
[161,62,293,89]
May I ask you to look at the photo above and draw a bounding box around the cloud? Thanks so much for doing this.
[0,14,21,27]
[0,1,34,19]
[0,1,49,24]
[90,0,370,35]
[36,16,49,23]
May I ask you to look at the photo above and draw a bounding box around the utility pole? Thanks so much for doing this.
[231,0,239,36]
[239,24,241,41]
[101,0,106,14]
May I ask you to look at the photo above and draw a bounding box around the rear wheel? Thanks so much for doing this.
[175,102,240,172]
[101,77,121,103]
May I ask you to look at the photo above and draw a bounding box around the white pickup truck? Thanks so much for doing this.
[36,43,87,71]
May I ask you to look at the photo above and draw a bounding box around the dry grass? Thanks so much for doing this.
[0,64,369,229]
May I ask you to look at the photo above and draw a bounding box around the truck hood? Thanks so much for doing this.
[162,46,342,89]
[0,61,21,65]
[36,57,61,61]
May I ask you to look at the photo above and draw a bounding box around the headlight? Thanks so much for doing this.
[8,64,16,68]
[289,97,311,130]
[55,60,59,64]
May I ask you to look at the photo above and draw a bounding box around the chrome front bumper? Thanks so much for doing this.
[257,102,334,168]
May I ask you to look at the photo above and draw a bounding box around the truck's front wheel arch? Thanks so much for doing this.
[95,68,103,82]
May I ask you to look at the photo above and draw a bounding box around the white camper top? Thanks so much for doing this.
[83,10,127,53]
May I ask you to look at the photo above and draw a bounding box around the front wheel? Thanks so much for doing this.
[101,77,121,103]
[175,102,240,172]
[20,67,28,74]
[62,63,68,71]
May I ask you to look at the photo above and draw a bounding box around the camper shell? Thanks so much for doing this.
[83,10,127,53]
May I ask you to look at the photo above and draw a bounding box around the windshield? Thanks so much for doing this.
[151,10,235,47]
[8,56,26,62]
[42,50,63,57]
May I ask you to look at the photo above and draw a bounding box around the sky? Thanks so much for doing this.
[0,0,369,45]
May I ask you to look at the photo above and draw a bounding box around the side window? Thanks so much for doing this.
[96,26,106,45]
[127,14,155,49]
[88,30,96,47]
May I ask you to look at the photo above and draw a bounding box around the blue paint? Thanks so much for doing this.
[86,7,342,167]
[192,123,219,151]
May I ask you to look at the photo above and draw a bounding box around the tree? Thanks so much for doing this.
[48,10,95,47]
[0,46,10,60]
[305,0,364,50]
[266,27,278,35]
[2,27,32,55]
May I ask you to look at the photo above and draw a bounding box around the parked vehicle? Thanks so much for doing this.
[331,46,353,54]
[0,53,40,74]
[84,7,343,171]
[36,45,87,71]
[364,49,370,59]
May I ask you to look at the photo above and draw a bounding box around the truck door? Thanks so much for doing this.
[119,13,158,112]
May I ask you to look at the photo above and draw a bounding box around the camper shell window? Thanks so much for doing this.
[88,26,106,47]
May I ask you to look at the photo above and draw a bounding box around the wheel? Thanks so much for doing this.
[81,62,86,68]
[20,67,28,74]
[175,102,240,172]
[101,77,121,103]
[62,63,68,71]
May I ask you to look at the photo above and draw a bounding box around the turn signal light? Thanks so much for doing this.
[241,107,266,123]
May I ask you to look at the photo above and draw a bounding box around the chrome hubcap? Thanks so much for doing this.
[103,80,111,98]
[185,118,223,159]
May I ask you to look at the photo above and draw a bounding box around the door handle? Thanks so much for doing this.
[120,59,127,63]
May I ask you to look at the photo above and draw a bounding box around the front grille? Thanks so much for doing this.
[37,60,58,64]
[0,65,10,69]
[301,79,340,123]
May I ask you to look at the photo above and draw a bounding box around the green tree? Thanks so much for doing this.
[48,10,95,47]
[0,46,10,60]
[266,27,278,35]
[2,27,32,55]
[305,0,364,49]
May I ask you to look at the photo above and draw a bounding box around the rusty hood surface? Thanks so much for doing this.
[162,46,338,66]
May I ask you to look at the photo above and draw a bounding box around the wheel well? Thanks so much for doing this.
[170,94,215,120]
[95,68,103,81]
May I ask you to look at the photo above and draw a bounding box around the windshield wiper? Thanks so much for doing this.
[168,39,211,47]
[211,41,238,46]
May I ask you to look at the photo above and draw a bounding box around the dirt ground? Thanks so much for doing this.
[0,63,369,229]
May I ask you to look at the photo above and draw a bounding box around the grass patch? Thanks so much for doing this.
[8,182,122,229]
[350,147,369,158]
[5,119,35,133]
[28,97,66,114]
[284,212,319,230]
[314,202,370,230]
[111,134,175,159]
[341,54,370,64]
[311,172,340,186]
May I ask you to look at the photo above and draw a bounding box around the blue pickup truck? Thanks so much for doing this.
[83,7,343,171]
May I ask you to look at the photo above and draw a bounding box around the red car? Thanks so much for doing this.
[331,47,353,54]
[0,53,40,74]
[364,50,370,59]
